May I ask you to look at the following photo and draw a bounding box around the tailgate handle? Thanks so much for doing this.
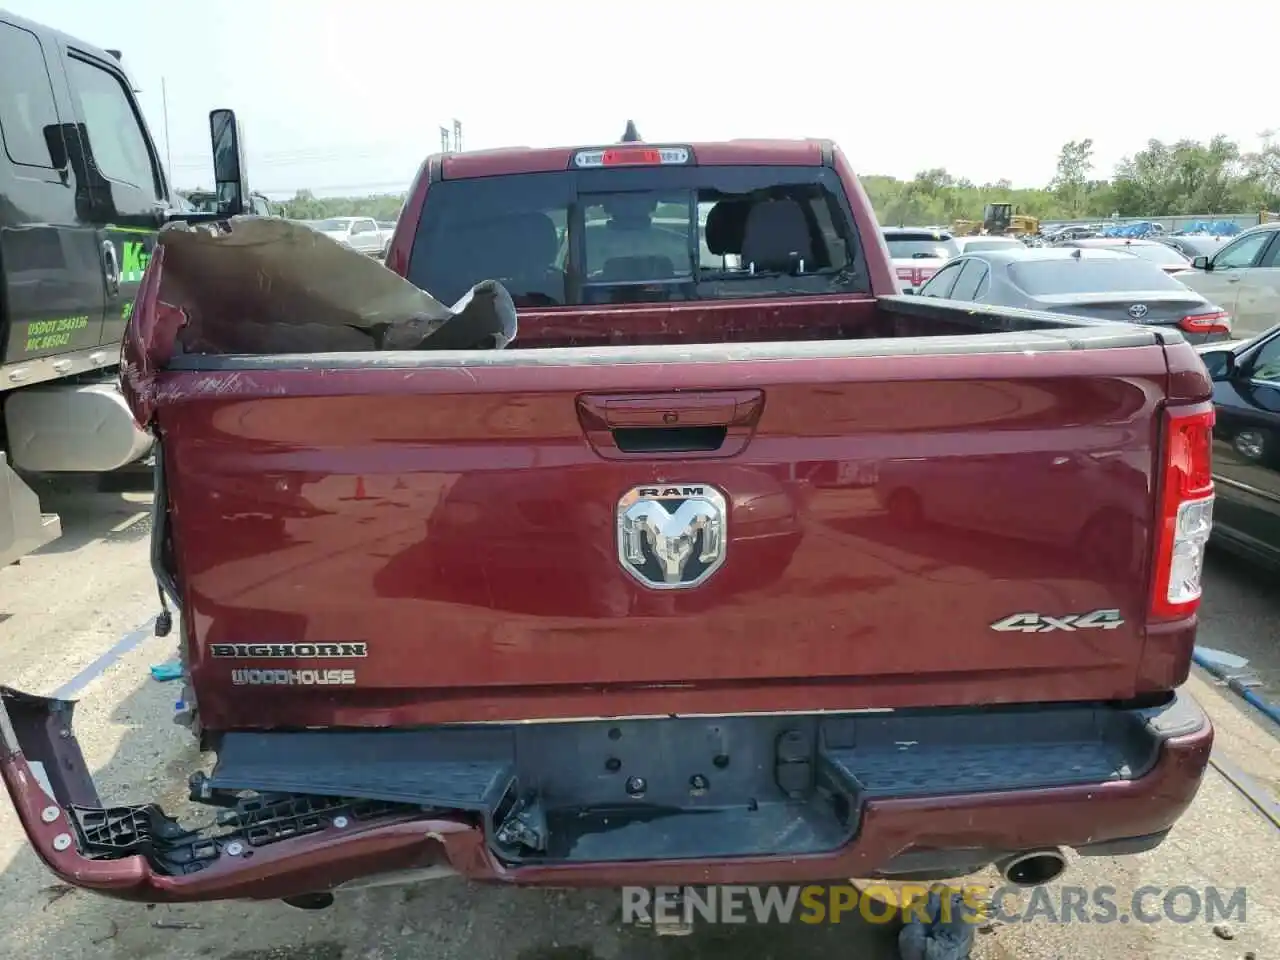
[577,390,764,460]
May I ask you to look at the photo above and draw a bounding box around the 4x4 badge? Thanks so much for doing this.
[990,609,1125,633]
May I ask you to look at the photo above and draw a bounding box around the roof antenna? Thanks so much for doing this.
[620,120,641,143]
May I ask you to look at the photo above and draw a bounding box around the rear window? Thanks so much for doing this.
[1119,243,1189,267]
[959,238,1022,253]
[885,236,958,260]
[1170,237,1224,257]
[1008,258,1187,295]
[409,165,867,307]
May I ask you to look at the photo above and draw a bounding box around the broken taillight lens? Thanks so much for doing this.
[1178,311,1231,335]
[1149,405,1215,621]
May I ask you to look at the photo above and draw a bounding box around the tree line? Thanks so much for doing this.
[868,133,1280,227]
[190,133,1280,227]
[266,189,407,222]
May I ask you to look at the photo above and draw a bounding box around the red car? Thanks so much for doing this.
[883,226,959,292]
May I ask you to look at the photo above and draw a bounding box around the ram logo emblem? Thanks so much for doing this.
[616,484,727,589]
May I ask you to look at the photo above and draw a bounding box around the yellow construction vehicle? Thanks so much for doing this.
[951,203,1040,237]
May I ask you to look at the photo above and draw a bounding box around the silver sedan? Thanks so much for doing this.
[914,245,1233,344]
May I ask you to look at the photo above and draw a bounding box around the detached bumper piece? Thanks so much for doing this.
[68,794,416,876]
[71,804,212,873]
[1,685,1212,902]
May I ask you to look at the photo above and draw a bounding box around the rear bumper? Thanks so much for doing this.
[0,685,1212,902]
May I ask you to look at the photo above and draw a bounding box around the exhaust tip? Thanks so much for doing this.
[997,848,1067,887]
[282,892,335,910]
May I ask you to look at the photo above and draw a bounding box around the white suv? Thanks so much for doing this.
[1177,223,1280,340]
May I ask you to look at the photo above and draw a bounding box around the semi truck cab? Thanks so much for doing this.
[0,8,248,563]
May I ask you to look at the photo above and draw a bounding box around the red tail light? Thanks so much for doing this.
[604,147,662,165]
[894,266,935,288]
[1149,404,1215,621]
[1178,311,1231,335]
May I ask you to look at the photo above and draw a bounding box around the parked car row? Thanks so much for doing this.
[1042,223,1280,340]
[1042,219,1249,243]
[902,239,1233,344]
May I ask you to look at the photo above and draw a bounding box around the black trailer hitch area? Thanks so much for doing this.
[494,790,549,853]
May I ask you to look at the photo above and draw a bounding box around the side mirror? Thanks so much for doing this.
[1191,255,1210,270]
[1198,348,1236,381]
[209,108,249,218]
[902,287,916,296]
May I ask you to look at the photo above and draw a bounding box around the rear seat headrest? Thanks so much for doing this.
[740,199,813,272]
[705,199,751,256]
[506,211,559,267]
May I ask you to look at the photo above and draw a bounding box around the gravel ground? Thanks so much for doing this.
[0,482,1276,959]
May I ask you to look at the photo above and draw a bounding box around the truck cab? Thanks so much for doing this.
[0,9,249,563]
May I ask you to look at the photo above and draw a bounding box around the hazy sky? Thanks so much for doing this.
[8,0,1270,198]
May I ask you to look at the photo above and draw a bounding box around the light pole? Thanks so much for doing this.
[161,76,173,183]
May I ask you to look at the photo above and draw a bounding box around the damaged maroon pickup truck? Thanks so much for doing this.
[2,118,1217,908]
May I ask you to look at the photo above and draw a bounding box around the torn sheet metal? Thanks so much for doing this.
[153,217,517,356]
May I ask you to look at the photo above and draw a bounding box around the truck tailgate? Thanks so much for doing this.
[152,335,1178,728]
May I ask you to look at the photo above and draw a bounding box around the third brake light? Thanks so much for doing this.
[573,146,692,168]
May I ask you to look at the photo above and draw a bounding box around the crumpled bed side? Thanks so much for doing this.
[153,216,517,356]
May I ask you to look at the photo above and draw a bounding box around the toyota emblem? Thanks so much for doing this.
[1127,303,1149,320]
